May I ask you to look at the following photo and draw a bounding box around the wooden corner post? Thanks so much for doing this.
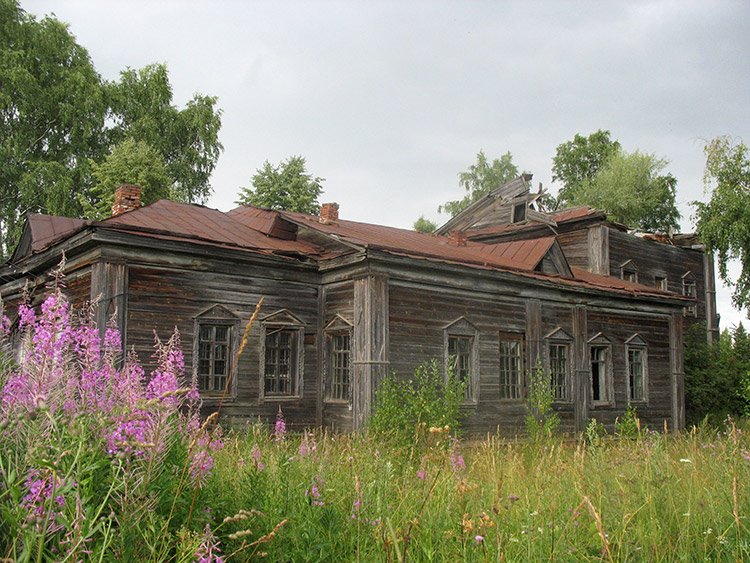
[669,312,685,431]
[352,275,389,431]
[573,304,589,433]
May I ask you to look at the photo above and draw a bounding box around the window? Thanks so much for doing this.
[588,333,613,406]
[654,276,668,291]
[444,317,479,403]
[682,272,697,317]
[620,260,638,284]
[324,315,353,402]
[625,334,648,402]
[512,202,527,223]
[260,309,305,399]
[198,324,231,392]
[499,332,524,400]
[193,305,240,398]
[545,328,573,402]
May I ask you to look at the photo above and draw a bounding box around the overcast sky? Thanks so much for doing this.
[24,0,750,327]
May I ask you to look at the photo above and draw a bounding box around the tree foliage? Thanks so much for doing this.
[694,136,750,311]
[439,150,519,217]
[684,323,750,425]
[566,150,681,233]
[85,139,172,219]
[552,130,621,207]
[0,1,222,256]
[236,156,324,214]
[413,216,437,233]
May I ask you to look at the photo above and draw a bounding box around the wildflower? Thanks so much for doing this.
[274,407,286,442]
[508,494,520,503]
[351,476,363,520]
[251,445,265,471]
[450,440,466,472]
[21,468,71,533]
[195,524,224,563]
[474,535,484,544]
[417,469,427,481]
[306,475,325,507]
[298,430,316,457]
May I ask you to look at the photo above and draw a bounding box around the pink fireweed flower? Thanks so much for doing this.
[474,535,484,544]
[351,476,363,520]
[298,430,317,457]
[274,407,286,441]
[195,524,224,563]
[417,469,427,481]
[251,444,265,471]
[450,440,466,473]
[0,313,10,338]
[189,426,224,486]
[306,475,325,507]
[21,468,71,533]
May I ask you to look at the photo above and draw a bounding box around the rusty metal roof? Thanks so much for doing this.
[27,214,87,252]
[99,200,318,255]
[273,209,553,272]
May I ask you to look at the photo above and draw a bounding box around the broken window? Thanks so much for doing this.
[444,317,479,403]
[620,260,638,284]
[588,334,613,406]
[545,328,573,402]
[512,202,527,223]
[626,334,648,402]
[682,274,697,317]
[654,276,668,291]
[499,332,524,400]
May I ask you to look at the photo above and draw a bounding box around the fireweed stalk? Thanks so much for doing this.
[0,286,223,559]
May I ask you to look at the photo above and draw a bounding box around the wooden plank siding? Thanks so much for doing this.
[322,281,355,432]
[126,264,321,428]
[607,229,708,335]
[556,229,591,270]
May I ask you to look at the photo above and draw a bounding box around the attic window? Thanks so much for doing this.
[682,272,697,317]
[620,260,638,284]
[512,202,527,223]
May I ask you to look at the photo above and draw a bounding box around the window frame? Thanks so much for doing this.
[682,271,697,317]
[259,309,305,401]
[619,260,639,284]
[323,315,353,404]
[545,328,573,403]
[193,305,241,403]
[498,330,525,401]
[588,333,614,408]
[443,317,480,404]
[625,334,648,403]
[654,275,668,291]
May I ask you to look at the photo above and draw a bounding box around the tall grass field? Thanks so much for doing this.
[1,287,749,561]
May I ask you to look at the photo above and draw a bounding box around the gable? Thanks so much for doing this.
[535,240,573,277]
[261,308,305,326]
[195,304,239,321]
[443,316,478,335]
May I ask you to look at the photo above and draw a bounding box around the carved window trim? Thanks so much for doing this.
[545,328,573,403]
[323,315,353,404]
[259,309,305,401]
[588,333,614,408]
[443,317,479,404]
[193,305,241,403]
[654,275,668,291]
[625,334,648,403]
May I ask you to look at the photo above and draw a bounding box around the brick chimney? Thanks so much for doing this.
[319,202,339,223]
[112,184,142,216]
[448,230,467,246]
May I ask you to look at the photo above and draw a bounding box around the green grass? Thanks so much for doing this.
[206,423,750,561]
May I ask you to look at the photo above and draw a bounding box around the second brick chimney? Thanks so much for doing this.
[448,230,468,246]
[112,184,142,216]
[319,202,339,223]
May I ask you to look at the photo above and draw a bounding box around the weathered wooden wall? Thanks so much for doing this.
[321,281,355,431]
[126,261,321,428]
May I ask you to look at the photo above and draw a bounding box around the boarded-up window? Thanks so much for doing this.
[198,324,231,393]
[499,332,524,400]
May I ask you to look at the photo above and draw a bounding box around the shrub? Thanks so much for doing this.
[524,363,560,441]
[370,359,464,439]
[615,403,642,438]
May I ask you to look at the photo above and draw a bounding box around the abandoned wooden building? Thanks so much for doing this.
[0,177,718,434]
